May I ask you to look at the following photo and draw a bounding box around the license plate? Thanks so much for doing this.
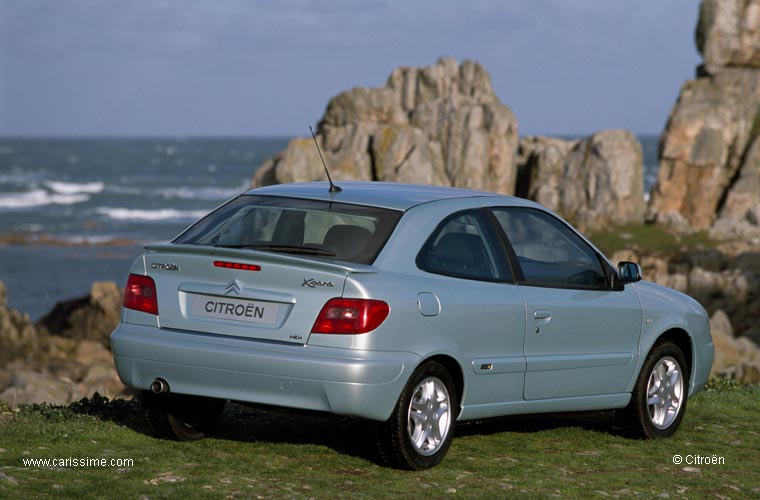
[190,294,279,325]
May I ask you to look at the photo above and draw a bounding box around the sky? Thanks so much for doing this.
[0,0,701,137]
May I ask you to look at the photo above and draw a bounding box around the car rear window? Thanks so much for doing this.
[173,195,403,264]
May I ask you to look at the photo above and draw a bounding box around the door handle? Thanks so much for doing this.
[533,309,551,320]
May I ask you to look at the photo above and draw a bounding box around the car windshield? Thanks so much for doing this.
[173,195,403,264]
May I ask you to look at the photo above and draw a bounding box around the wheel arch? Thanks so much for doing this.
[420,354,465,417]
[654,328,693,380]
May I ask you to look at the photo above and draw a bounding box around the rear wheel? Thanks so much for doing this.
[141,391,225,441]
[623,341,688,439]
[376,361,457,470]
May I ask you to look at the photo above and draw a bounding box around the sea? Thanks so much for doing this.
[0,135,659,320]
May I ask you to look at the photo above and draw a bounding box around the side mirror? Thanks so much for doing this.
[617,261,642,283]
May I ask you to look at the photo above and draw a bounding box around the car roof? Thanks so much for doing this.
[246,181,534,211]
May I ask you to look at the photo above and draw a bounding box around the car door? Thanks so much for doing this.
[415,210,527,412]
[488,207,642,400]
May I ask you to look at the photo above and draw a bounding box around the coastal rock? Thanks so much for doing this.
[386,58,498,111]
[37,281,122,349]
[515,136,578,212]
[710,135,760,240]
[253,138,328,186]
[710,309,735,338]
[515,131,645,229]
[0,367,73,406]
[253,58,520,195]
[748,205,760,225]
[254,58,647,230]
[649,0,760,233]
[322,87,403,128]
[647,69,760,230]
[710,310,760,382]
[0,281,47,366]
[370,125,448,185]
[0,280,128,406]
[560,130,645,230]
[697,0,760,74]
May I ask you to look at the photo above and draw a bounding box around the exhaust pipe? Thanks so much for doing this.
[150,378,169,394]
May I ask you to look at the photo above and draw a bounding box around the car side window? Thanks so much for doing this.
[491,208,607,289]
[417,211,509,282]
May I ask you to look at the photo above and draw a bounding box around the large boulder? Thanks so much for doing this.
[254,58,648,230]
[516,136,578,212]
[649,0,760,233]
[560,130,645,230]
[709,310,760,383]
[37,281,122,349]
[253,58,521,196]
[0,281,128,406]
[697,0,760,74]
[648,69,760,230]
[0,281,47,366]
[515,131,645,230]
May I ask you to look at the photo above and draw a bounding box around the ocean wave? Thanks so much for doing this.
[154,181,249,201]
[105,185,143,195]
[0,189,89,209]
[0,169,47,186]
[58,235,128,245]
[45,180,104,195]
[94,207,207,221]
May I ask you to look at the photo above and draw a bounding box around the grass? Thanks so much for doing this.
[587,223,716,257]
[0,382,758,499]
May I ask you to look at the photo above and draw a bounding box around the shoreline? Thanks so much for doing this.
[0,232,144,247]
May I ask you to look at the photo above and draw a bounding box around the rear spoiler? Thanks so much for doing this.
[144,244,380,274]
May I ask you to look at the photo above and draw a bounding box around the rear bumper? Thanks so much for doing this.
[111,322,419,421]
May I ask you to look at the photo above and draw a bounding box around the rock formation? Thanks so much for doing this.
[38,281,122,349]
[0,280,128,406]
[709,310,760,383]
[648,0,760,234]
[516,131,645,230]
[254,58,520,195]
[697,0,760,74]
[254,58,646,229]
[0,281,46,367]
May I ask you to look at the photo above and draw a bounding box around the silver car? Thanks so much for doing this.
[111,181,714,469]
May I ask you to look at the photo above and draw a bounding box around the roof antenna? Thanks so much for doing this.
[309,125,341,193]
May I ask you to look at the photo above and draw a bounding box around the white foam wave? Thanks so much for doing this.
[0,189,89,209]
[59,235,124,245]
[95,207,207,221]
[45,181,104,195]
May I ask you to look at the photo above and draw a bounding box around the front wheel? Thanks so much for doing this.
[376,361,458,470]
[623,341,688,439]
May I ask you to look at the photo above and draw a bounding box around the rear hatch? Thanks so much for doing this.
[145,244,375,344]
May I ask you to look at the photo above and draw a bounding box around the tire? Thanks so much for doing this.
[376,361,458,470]
[140,390,225,441]
[623,341,689,439]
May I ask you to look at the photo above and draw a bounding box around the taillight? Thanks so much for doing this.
[311,298,390,334]
[123,274,159,315]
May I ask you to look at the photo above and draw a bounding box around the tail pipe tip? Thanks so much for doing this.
[150,378,169,394]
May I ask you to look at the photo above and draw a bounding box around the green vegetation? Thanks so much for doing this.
[1,384,758,499]
[587,223,717,257]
